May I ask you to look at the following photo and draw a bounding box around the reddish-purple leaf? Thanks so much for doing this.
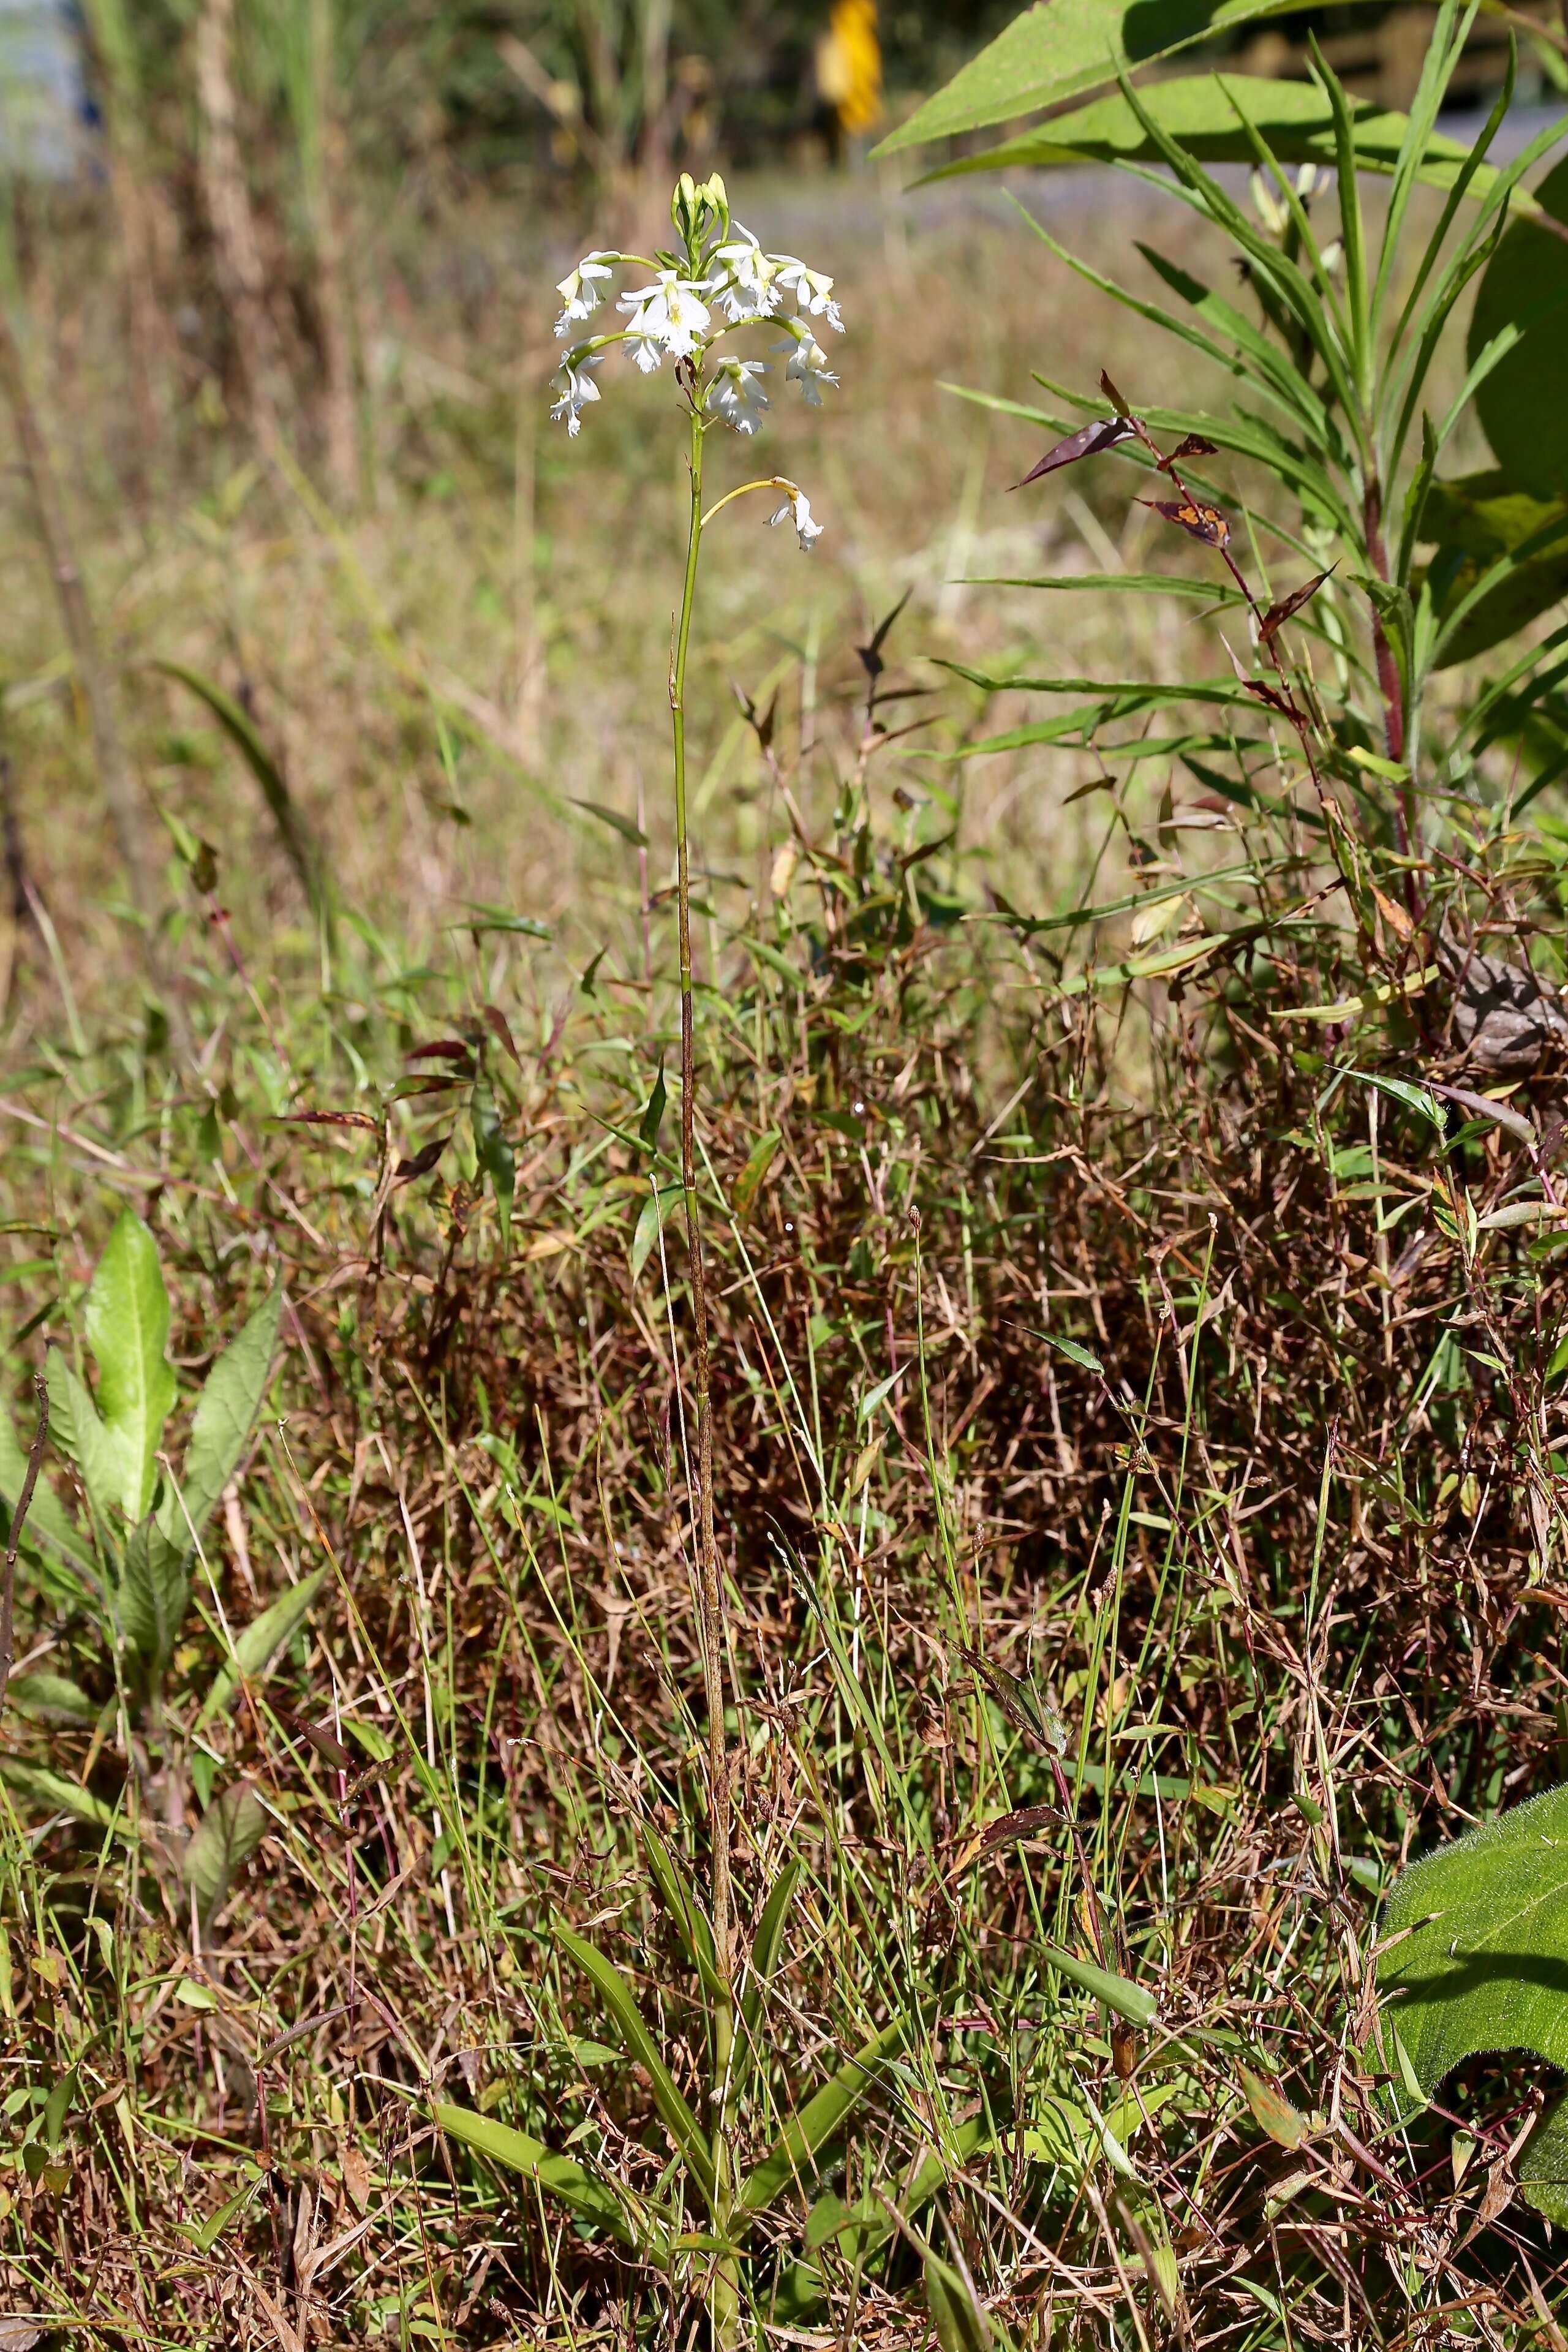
[393,1135,451,1186]
[1166,433,1219,466]
[1140,497,1231,549]
[1260,567,1335,641]
[482,1005,522,1069]
[405,1039,473,1064]
[1099,368,1134,419]
[1012,415,1136,489]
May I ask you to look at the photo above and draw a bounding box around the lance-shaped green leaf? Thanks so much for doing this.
[553,1922,716,2208]
[432,2101,652,2248]
[738,2008,917,2215]
[1379,1781,1568,2220]
[639,1825,725,2007]
[157,1283,283,1551]
[782,2108,994,2320]
[46,1348,126,1535]
[874,0,1294,157]
[84,1209,176,1524]
[0,1401,91,1575]
[0,1759,132,1841]
[1041,1943,1159,2027]
[739,1859,802,2045]
[197,1564,328,1727]
[926,2245,996,2352]
[9,1672,99,1725]
[921,75,1487,198]
[117,1516,192,1677]
[185,1782,269,1926]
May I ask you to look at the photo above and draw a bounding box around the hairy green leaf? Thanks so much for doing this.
[1379,1781,1568,2220]
[9,1671,99,1725]
[158,1284,282,1551]
[45,1347,126,1534]
[0,1758,130,1839]
[0,1401,90,1574]
[84,1210,176,1523]
[117,1516,192,1677]
[184,1782,268,1925]
[197,1565,328,1726]
[1420,472,1568,668]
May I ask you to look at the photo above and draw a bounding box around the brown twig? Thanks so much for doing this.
[0,1373,49,1717]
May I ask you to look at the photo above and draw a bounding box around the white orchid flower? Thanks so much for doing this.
[769,487,822,552]
[554,252,616,337]
[549,353,603,435]
[617,270,712,370]
[711,228,780,323]
[776,334,840,408]
[706,358,769,435]
[771,257,844,333]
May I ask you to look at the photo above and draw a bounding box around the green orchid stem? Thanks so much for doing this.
[670,396,739,2330]
[699,474,796,532]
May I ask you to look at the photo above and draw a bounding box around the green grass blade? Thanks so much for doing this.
[432,2101,649,2248]
[553,1921,717,2208]
[737,2009,915,2215]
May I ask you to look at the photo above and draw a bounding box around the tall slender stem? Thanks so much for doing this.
[669,401,736,2182]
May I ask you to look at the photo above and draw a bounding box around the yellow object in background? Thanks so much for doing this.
[815,0,882,138]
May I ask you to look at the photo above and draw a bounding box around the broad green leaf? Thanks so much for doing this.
[431,2101,647,2247]
[873,0,1297,157]
[1239,2064,1310,2149]
[1419,472,1568,668]
[197,1564,328,1727]
[1041,1943,1159,2027]
[1470,157,1568,499]
[84,1212,176,1523]
[738,2009,916,2215]
[184,1781,268,1924]
[46,1348,125,1532]
[157,1284,282,1551]
[0,1758,130,1839]
[922,75,1485,197]
[1379,1781,1568,2220]
[117,1516,191,1676]
[553,1922,717,2207]
[9,1672,98,1725]
[0,1401,90,1572]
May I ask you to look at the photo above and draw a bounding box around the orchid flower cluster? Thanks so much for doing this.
[548,172,842,552]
